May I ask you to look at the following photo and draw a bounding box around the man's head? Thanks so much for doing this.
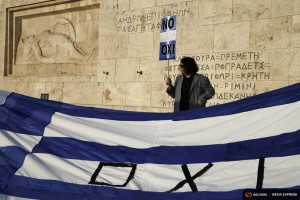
[178,57,199,76]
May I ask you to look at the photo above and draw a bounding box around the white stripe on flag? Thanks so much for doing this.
[264,156,300,188]
[0,194,36,200]
[0,129,42,151]
[15,153,262,192]
[44,101,300,148]
[0,90,11,105]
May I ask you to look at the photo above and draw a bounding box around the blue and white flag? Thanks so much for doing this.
[159,16,176,60]
[0,83,300,200]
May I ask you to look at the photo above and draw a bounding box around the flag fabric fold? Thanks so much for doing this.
[0,83,300,200]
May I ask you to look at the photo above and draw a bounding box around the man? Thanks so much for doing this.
[166,57,215,112]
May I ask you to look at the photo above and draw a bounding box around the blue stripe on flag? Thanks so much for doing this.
[0,83,299,124]
[32,129,300,164]
[3,176,300,200]
[0,93,58,136]
[0,147,28,191]
[1,175,249,200]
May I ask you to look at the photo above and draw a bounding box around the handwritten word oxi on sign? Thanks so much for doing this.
[159,16,176,60]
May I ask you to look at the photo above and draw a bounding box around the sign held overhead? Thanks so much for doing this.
[159,15,177,60]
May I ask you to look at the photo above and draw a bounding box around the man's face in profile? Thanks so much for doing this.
[178,64,184,75]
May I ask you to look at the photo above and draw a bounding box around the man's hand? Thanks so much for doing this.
[198,100,203,108]
[166,77,172,86]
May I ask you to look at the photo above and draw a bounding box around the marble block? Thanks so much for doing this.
[115,58,139,82]
[292,15,300,48]
[130,0,155,10]
[103,82,126,105]
[182,25,214,54]
[199,0,232,25]
[128,32,154,57]
[97,59,116,82]
[214,22,250,52]
[250,16,292,49]
[105,34,129,58]
[82,82,103,105]
[126,82,151,106]
[45,83,64,101]
[272,0,300,17]
[99,14,117,36]
[233,0,271,21]
[139,57,166,82]
[151,82,173,108]
[63,82,83,104]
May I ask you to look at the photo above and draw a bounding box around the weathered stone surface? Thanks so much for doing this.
[254,81,289,94]
[128,32,154,57]
[233,0,271,21]
[26,65,62,75]
[198,0,232,25]
[141,106,172,113]
[0,80,16,93]
[130,0,155,10]
[268,50,291,81]
[0,12,3,27]
[103,82,126,105]
[103,0,130,13]
[14,82,30,96]
[139,57,166,82]
[182,25,214,54]
[289,80,300,85]
[79,65,98,75]
[0,2,5,11]
[173,1,199,28]
[155,0,183,7]
[63,82,83,104]
[98,37,105,61]
[287,49,300,81]
[99,14,117,36]
[272,0,300,17]
[82,82,103,105]
[153,31,161,57]
[115,58,139,82]
[45,83,64,101]
[61,64,80,75]
[126,82,151,106]
[292,15,300,48]
[151,82,172,108]
[250,17,292,49]
[214,22,250,52]
[12,65,28,75]
[97,59,116,82]
[27,82,46,98]
[105,35,128,58]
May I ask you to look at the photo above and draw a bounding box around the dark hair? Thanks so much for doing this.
[180,57,199,75]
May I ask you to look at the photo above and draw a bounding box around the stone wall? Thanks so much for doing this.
[0,0,299,112]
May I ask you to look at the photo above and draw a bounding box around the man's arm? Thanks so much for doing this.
[166,77,178,99]
[198,77,215,106]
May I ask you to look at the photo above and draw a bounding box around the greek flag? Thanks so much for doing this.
[0,83,300,200]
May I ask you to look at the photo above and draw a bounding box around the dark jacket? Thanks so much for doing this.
[166,74,215,112]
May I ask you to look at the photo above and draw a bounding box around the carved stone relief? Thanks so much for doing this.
[15,7,99,65]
